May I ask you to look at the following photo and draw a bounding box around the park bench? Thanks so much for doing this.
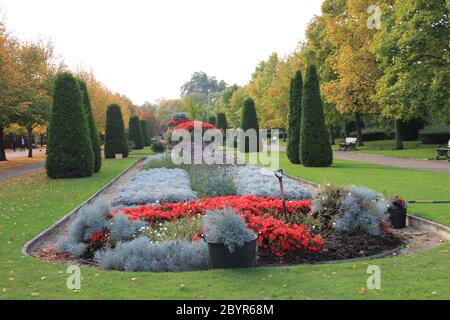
[436,140,450,160]
[339,137,358,152]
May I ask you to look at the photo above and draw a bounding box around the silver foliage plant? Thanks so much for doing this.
[232,166,312,200]
[57,198,147,257]
[313,185,389,236]
[111,168,198,208]
[94,237,210,272]
[203,208,256,253]
[142,153,167,167]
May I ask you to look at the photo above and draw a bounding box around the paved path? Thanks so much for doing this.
[0,148,46,181]
[333,151,450,174]
[265,143,450,174]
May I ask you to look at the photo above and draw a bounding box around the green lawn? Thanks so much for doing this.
[333,140,440,160]
[0,156,449,299]
[129,146,154,156]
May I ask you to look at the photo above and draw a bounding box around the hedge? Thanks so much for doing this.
[419,126,450,144]
[104,104,129,158]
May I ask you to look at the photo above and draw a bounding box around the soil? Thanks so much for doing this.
[256,230,403,266]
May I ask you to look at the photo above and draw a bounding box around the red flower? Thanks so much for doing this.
[113,196,322,256]
[174,121,216,132]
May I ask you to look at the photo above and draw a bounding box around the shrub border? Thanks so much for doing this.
[22,157,145,256]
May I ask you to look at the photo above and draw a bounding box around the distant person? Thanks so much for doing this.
[20,136,26,152]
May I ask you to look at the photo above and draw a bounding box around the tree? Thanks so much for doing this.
[128,115,144,150]
[216,112,228,131]
[140,119,151,146]
[104,104,128,159]
[46,72,94,178]
[373,0,449,149]
[207,115,216,126]
[240,98,261,153]
[155,99,185,124]
[322,0,384,146]
[300,65,333,167]
[226,87,249,128]
[0,24,21,161]
[78,79,101,172]
[287,71,302,164]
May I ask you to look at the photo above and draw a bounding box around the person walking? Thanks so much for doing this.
[20,136,25,152]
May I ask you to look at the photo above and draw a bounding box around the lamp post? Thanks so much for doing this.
[274,169,287,218]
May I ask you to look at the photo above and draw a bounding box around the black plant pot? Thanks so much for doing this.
[207,239,257,269]
[389,207,407,229]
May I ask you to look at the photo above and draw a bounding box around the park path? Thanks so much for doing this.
[266,143,450,174]
[0,148,46,181]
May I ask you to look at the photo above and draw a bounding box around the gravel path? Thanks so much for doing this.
[265,143,450,174]
[0,160,45,181]
[334,151,450,174]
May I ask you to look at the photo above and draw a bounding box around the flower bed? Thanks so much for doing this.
[232,166,312,200]
[112,168,198,208]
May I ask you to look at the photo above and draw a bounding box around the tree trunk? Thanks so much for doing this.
[0,126,7,161]
[355,113,364,146]
[329,126,335,145]
[27,126,33,158]
[394,119,404,150]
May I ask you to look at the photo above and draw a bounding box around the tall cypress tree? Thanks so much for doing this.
[140,119,151,146]
[78,79,102,172]
[216,112,229,131]
[129,115,144,150]
[299,65,333,167]
[46,72,94,178]
[104,104,129,158]
[240,98,261,153]
[207,115,216,126]
[287,71,302,164]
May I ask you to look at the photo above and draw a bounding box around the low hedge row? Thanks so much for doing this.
[419,126,450,144]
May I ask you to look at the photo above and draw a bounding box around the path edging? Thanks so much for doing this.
[22,157,145,256]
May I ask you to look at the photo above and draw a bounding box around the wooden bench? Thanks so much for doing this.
[436,140,450,160]
[339,137,358,151]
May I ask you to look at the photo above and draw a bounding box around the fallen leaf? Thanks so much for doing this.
[439,250,448,253]
[30,292,40,297]
[40,276,46,280]
[359,287,366,295]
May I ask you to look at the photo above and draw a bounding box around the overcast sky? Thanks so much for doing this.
[1,0,324,105]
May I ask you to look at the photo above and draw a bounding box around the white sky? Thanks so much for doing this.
[1,0,324,105]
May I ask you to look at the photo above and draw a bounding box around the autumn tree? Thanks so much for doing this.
[300,65,333,167]
[46,72,94,178]
[287,71,302,164]
[0,24,20,161]
[373,0,449,149]
[155,99,185,124]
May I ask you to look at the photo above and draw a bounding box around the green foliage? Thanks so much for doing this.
[140,119,151,147]
[207,115,216,126]
[141,215,202,242]
[188,165,237,198]
[287,71,302,164]
[419,126,450,144]
[151,141,166,153]
[78,79,102,172]
[240,98,260,152]
[46,72,94,178]
[216,112,228,131]
[104,104,129,159]
[299,65,333,167]
[128,115,144,150]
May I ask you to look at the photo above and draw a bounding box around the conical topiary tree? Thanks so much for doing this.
[299,65,333,167]
[129,115,144,150]
[140,119,151,146]
[240,98,261,153]
[46,72,94,178]
[287,71,302,164]
[208,115,216,126]
[78,79,102,172]
[216,112,228,131]
[104,104,129,158]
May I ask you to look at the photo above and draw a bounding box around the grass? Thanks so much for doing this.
[0,155,449,299]
[129,146,154,156]
[332,140,440,160]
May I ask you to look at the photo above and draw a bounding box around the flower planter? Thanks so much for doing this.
[115,154,123,159]
[207,239,257,269]
[389,207,407,229]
